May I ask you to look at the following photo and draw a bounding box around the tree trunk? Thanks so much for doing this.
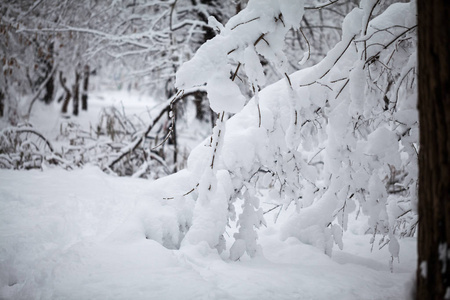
[42,42,54,104]
[0,90,4,118]
[72,71,80,116]
[193,0,221,42]
[192,90,208,121]
[43,70,54,104]
[60,71,71,114]
[81,65,89,111]
[172,104,178,173]
[417,0,450,299]
[194,97,204,121]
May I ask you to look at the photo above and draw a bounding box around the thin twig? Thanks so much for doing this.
[263,204,282,215]
[305,0,340,10]
[335,78,349,99]
[362,0,381,61]
[299,35,355,87]
[364,25,417,67]
[254,33,269,46]
[284,73,292,88]
[232,63,241,82]
[299,28,311,62]
[231,17,260,30]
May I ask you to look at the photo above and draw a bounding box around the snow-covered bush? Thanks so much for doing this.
[176,0,418,260]
[0,105,182,179]
[0,125,53,169]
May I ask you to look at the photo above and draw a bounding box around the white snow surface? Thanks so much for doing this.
[0,166,416,299]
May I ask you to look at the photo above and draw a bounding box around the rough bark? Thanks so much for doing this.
[417,0,450,299]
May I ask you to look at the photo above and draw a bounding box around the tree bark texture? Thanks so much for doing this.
[417,0,450,299]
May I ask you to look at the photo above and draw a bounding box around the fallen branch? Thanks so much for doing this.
[13,128,55,152]
[107,87,205,170]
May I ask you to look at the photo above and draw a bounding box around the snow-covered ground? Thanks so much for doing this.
[0,89,417,299]
[0,165,416,300]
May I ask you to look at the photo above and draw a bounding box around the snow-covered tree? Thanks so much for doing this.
[176,0,418,261]
[0,0,106,119]
[0,0,241,176]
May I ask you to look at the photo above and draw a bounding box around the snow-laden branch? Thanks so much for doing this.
[175,0,418,261]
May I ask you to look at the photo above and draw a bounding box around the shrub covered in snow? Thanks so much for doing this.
[176,0,418,260]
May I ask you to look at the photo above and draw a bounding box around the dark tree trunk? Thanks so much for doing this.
[235,0,247,14]
[192,0,222,42]
[190,1,225,128]
[417,0,450,299]
[0,90,4,118]
[210,109,216,129]
[60,71,71,114]
[43,71,54,104]
[194,97,204,121]
[172,103,178,173]
[81,65,90,111]
[42,43,54,104]
[72,71,80,116]
[192,90,208,121]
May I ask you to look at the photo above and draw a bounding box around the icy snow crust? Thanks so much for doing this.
[0,167,416,299]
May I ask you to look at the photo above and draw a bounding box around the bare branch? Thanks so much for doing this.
[231,17,260,31]
[305,0,340,10]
